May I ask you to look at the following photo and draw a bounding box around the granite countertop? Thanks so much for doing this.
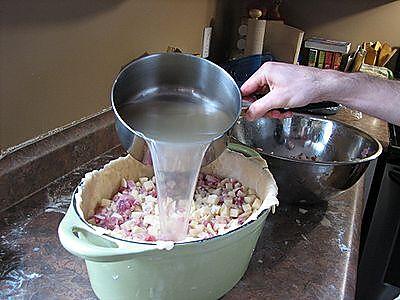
[329,107,389,149]
[0,107,389,299]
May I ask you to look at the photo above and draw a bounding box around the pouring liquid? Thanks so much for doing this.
[119,93,232,241]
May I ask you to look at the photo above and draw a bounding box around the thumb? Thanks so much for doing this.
[245,90,289,121]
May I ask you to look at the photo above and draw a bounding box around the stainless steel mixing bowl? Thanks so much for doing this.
[111,53,241,166]
[231,114,383,204]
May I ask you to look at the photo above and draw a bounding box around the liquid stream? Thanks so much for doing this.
[119,94,232,240]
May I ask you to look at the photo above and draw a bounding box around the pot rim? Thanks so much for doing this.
[110,52,242,145]
[234,113,383,166]
[72,184,269,247]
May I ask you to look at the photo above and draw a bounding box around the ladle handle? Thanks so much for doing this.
[241,99,252,114]
[242,97,303,114]
[243,94,340,114]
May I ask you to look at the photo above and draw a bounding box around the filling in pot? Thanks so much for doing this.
[87,173,263,242]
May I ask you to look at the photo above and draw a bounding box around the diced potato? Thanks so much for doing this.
[143,215,156,226]
[147,225,158,236]
[252,198,262,210]
[244,195,256,204]
[238,211,252,219]
[206,223,216,235]
[215,224,227,235]
[200,206,211,216]
[194,224,205,232]
[130,189,139,197]
[224,197,233,207]
[145,195,157,203]
[100,199,112,207]
[197,232,209,239]
[213,223,226,232]
[154,204,159,216]
[210,204,221,215]
[242,203,252,212]
[220,203,230,217]
[192,209,202,219]
[131,212,143,220]
[131,226,146,234]
[143,180,155,191]
[133,206,142,212]
[120,219,137,230]
[189,227,202,237]
[215,216,227,224]
[121,178,128,188]
[221,178,229,185]
[203,213,212,222]
[234,182,241,189]
[142,201,155,214]
[237,190,246,197]
[228,219,240,229]
[214,188,222,195]
[190,220,199,227]
[225,183,233,190]
[207,194,219,205]
[111,229,124,236]
[248,188,256,195]
[139,177,149,184]
[230,208,240,218]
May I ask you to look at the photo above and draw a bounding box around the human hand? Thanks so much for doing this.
[241,62,332,121]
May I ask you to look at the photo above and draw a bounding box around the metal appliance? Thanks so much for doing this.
[357,123,400,299]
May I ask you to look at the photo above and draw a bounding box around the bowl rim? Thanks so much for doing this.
[72,185,269,247]
[234,113,383,166]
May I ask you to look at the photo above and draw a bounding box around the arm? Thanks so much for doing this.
[241,62,400,125]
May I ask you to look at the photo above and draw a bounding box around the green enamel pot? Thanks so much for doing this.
[58,144,272,300]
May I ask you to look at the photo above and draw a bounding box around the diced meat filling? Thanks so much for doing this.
[88,173,261,242]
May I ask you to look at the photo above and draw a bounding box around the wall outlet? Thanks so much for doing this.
[202,26,212,58]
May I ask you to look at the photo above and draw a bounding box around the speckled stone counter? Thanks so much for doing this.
[329,107,389,149]
[0,107,388,299]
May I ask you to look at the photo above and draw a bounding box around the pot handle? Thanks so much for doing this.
[227,143,259,157]
[227,143,268,168]
[58,206,158,262]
